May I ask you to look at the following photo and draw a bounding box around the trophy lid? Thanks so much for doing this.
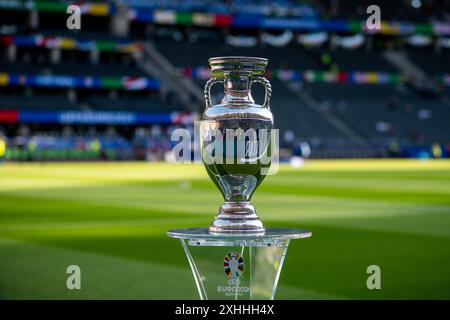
[209,56,268,78]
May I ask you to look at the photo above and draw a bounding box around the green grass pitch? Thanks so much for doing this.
[0,160,449,299]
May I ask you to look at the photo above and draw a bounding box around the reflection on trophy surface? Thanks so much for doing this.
[200,56,274,234]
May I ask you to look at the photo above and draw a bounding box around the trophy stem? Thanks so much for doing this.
[209,201,265,234]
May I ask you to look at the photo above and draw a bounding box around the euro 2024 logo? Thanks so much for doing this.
[218,252,250,296]
[224,252,244,279]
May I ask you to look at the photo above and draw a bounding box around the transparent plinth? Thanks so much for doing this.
[168,228,311,300]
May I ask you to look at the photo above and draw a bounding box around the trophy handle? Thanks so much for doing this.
[204,78,225,109]
[250,76,272,110]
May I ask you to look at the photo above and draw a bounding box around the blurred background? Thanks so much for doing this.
[0,0,450,300]
[0,0,449,160]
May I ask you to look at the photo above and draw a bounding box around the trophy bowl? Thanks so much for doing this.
[201,56,274,234]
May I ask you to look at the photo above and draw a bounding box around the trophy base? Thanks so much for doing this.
[167,227,312,300]
[209,201,265,234]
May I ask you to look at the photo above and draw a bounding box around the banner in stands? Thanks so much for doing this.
[225,34,257,47]
[126,9,450,36]
[297,32,328,47]
[120,1,318,18]
[182,67,450,86]
[260,30,293,47]
[0,110,196,125]
[0,35,144,53]
[0,73,159,90]
[331,33,365,49]
[0,0,115,16]
[406,34,433,47]
[1,1,448,36]
[0,0,450,35]
[179,67,408,85]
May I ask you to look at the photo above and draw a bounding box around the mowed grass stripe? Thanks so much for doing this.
[1,184,448,228]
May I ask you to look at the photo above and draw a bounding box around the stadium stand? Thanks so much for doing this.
[156,40,325,70]
[406,50,450,76]
[0,0,449,160]
[317,0,450,21]
[327,50,398,72]
[308,83,450,144]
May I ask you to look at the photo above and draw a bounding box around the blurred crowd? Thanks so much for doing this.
[0,124,192,161]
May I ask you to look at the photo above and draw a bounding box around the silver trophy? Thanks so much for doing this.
[201,56,273,234]
[168,57,311,300]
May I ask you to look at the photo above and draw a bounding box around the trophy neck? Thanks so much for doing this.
[221,71,255,106]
